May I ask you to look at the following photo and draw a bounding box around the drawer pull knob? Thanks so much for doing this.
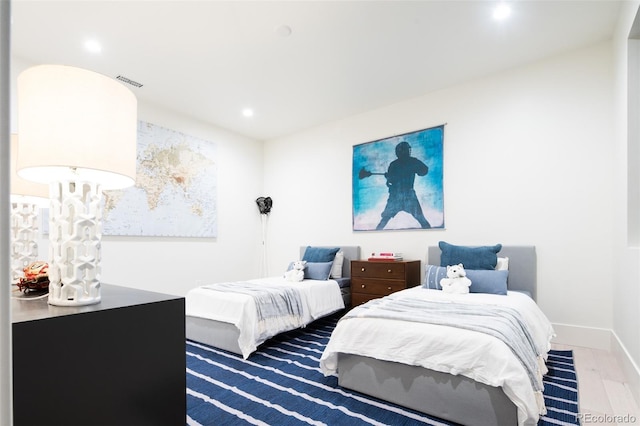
[361,284,366,289]
[387,287,392,291]
[387,269,392,273]
[361,267,366,272]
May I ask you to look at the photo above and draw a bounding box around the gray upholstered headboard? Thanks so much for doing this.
[299,246,360,279]
[427,245,537,301]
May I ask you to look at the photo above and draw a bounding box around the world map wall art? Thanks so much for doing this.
[352,125,444,231]
[103,121,217,238]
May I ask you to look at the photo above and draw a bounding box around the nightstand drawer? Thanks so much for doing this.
[351,292,379,307]
[351,261,407,279]
[351,278,405,296]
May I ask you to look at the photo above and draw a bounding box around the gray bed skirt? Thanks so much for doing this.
[337,353,518,426]
[186,315,243,355]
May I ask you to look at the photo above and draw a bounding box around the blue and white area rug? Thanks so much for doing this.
[186,313,579,425]
[539,350,580,425]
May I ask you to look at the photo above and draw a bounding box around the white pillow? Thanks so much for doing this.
[495,257,509,271]
[330,251,344,279]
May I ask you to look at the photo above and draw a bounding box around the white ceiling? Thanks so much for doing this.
[11,0,622,141]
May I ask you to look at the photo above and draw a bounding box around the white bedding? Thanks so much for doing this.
[186,276,345,358]
[319,287,555,426]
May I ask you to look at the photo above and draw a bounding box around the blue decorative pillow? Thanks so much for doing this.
[304,261,334,280]
[302,246,340,263]
[422,264,508,295]
[439,241,502,270]
[422,264,448,290]
[465,269,509,295]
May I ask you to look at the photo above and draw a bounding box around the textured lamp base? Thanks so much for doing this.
[10,201,40,283]
[48,180,103,307]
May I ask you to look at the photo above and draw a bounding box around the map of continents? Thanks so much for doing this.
[103,121,217,237]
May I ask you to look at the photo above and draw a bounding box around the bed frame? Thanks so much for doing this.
[337,246,536,426]
[186,246,360,356]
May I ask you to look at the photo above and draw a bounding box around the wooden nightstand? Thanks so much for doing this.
[350,260,421,307]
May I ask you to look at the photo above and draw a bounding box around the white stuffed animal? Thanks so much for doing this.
[440,263,472,294]
[284,260,307,282]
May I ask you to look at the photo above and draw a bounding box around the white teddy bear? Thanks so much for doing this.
[284,260,307,282]
[440,263,472,294]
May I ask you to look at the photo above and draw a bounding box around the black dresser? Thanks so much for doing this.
[12,284,186,426]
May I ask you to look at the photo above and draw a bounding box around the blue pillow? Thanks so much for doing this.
[422,264,448,290]
[439,241,502,270]
[304,261,334,280]
[422,265,508,295]
[465,269,509,295]
[302,246,340,263]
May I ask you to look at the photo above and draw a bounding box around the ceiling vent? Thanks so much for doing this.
[115,75,143,88]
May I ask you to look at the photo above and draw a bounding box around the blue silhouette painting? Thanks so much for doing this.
[353,125,444,231]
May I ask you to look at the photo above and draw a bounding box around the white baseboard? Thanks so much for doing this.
[551,323,640,407]
[611,330,640,406]
[551,322,612,350]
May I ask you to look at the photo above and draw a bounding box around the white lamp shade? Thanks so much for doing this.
[10,134,49,204]
[16,64,137,190]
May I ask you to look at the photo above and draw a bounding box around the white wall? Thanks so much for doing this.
[98,103,265,296]
[11,57,266,297]
[612,0,640,402]
[264,42,615,335]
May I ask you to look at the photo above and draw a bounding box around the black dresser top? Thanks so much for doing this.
[11,283,183,323]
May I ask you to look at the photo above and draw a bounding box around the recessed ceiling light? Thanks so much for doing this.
[84,39,102,54]
[493,3,511,20]
[242,108,254,117]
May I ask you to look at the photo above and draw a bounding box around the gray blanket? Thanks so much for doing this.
[344,296,543,392]
[203,282,303,322]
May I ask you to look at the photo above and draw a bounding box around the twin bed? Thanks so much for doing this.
[321,245,553,426]
[185,246,359,359]
[186,243,553,426]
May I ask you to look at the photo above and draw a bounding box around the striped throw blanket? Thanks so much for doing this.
[202,282,303,322]
[345,296,545,393]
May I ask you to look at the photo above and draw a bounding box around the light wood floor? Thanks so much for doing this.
[551,343,640,425]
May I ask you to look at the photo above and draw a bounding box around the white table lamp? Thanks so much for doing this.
[10,134,48,284]
[16,64,137,306]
